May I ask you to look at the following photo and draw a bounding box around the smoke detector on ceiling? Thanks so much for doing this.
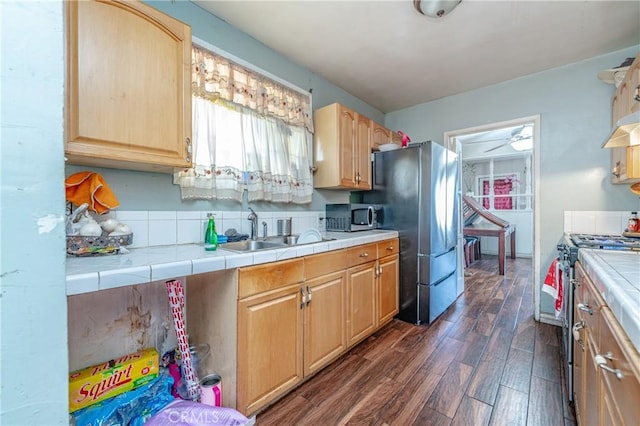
[413,0,462,18]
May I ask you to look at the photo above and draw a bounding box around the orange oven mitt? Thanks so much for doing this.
[65,171,120,214]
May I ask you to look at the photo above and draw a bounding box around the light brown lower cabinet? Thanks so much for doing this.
[237,238,399,417]
[304,270,347,376]
[346,262,378,347]
[573,261,640,425]
[598,308,640,425]
[346,242,379,348]
[377,240,400,327]
[237,283,304,416]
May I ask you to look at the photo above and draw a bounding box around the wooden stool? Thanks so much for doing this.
[464,236,479,266]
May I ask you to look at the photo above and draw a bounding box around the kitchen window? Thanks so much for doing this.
[174,43,314,203]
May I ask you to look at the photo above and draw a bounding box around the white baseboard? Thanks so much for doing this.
[538,312,562,326]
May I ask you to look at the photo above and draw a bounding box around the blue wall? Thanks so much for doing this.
[385,46,640,316]
[1,1,68,423]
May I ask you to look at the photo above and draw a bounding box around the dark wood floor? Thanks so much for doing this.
[256,255,576,426]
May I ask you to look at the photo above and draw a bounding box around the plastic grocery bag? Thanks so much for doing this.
[146,400,250,426]
[70,372,175,426]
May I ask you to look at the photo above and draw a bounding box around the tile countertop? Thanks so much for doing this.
[66,230,399,296]
[578,249,640,353]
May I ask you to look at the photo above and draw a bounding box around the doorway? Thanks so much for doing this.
[445,115,541,321]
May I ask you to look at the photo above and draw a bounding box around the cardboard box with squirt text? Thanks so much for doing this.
[68,348,159,412]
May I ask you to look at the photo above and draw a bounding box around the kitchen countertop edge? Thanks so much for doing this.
[66,230,399,296]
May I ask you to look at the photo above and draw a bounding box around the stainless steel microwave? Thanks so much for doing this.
[325,204,381,232]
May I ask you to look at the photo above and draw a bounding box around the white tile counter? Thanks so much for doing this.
[66,230,398,295]
[578,249,640,353]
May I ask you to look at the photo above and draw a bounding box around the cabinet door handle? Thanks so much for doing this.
[578,303,593,315]
[386,246,394,251]
[359,253,369,258]
[572,321,584,338]
[374,265,381,277]
[572,321,584,350]
[306,285,312,305]
[185,137,192,163]
[634,84,640,102]
[595,353,624,380]
[612,161,622,179]
[300,287,306,309]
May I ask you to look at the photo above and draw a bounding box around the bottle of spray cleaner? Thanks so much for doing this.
[204,213,218,251]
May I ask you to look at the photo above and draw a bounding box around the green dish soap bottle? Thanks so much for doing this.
[204,213,218,251]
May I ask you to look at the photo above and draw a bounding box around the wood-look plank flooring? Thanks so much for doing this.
[256,255,576,426]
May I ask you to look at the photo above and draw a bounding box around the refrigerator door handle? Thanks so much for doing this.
[430,270,456,287]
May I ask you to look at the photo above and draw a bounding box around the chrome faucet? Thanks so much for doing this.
[262,221,268,239]
[248,207,258,240]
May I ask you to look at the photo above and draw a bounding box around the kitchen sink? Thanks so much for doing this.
[221,240,286,253]
[221,235,337,253]
[264,235,300,245]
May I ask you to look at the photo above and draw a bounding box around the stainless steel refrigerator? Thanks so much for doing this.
[363,141,459,324]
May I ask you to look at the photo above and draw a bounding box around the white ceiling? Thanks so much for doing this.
[193,0,639,113]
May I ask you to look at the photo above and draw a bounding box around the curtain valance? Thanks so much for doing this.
[192,44,314,133]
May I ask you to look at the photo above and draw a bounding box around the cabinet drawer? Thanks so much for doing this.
[347,243,378,267]
[598,308,640,426]
[304,249,347,280]
[239,259,304,299]
[377,238,399,258]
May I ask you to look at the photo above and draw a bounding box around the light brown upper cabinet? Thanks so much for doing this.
[372,122,402,151]
[628,56,640,114]
[314,103,372,190]
[372,122,390,150]
[65,0,192,173]
[608,51,640,183]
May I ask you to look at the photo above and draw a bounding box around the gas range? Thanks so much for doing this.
[569,233,640,250]
[553,231,640,407]
[557,233,640,266]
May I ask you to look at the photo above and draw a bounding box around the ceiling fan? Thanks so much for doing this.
[479,124,533,153]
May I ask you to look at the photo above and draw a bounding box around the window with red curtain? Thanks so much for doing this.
[482,178,513,209]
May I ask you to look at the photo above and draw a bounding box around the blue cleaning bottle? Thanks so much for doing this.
[204,213,218,251]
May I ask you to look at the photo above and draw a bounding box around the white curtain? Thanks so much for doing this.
[174,98,313,203]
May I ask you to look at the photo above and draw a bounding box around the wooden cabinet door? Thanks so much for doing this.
[339,105,357,188]
[237,283,303,416]
[391,130,402,144]
[377,254,399,326]
[65,0,192,173]
[573,310,585,424]
[355,114,372,189]
[346,262,377,347]
[584,338,601,425]
[598,308,640,426]
[629,56,640,114]
[616,81,631,123]
[303,271,347,376]
[372,122,391,151]
[627,146,640,179]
